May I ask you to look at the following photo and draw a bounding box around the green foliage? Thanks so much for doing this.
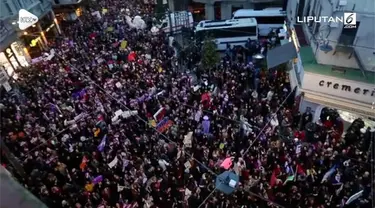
[201,38,220,71]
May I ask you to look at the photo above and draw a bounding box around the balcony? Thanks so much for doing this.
[0,19,18,51]
[0,0,51,20]
[299,45,375,84]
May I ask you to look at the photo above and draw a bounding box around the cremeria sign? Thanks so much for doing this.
[297,13,356,28]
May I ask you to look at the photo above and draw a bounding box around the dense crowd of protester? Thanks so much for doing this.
[0,0,373,208]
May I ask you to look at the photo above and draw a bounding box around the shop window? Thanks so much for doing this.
[0,52,14,78]
[214,2,221,20]
[11,42,29,67]
[339,22,360,45]
[256,17,285,24]
[0,1,14,16]
[196,26,257,40]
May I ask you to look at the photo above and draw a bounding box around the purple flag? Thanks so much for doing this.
[202,116,210,134]
[97,135,107,152]
[92,175,103,184]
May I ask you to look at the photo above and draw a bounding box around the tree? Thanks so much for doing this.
[201,37,220,72]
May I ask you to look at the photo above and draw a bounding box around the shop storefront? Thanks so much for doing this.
[299,72,375,127]
[286,22,375,128]
[0,42,30,79]
[39,12,60,43]
[21,26,46,59]
[20,10,61,59]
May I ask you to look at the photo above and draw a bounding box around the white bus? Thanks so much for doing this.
[232,8,286,36]
[195,18,258,51]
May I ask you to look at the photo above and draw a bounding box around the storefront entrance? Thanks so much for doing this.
[314,106,375,131]
[0,42,30,79]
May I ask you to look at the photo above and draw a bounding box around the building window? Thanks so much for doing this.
[339,22,360,45]
[232,5,243,14]
[256,17,285,24]
[1,1,14,16]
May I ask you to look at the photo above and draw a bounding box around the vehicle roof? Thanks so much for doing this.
[233,8,286,17]
[196,18,257,30]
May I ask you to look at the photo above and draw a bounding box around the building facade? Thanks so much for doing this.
[286,0,375,126]
[0,0,62,79]
[52,0,87,22]
[192,0,284,20]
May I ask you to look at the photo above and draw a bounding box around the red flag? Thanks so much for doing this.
[269,170,277,187]
[153,107,166,122]
[201,93,211,109]
[80,156,88,171]
[296,164,306,175]
[89,33,97,39]
[127,52,136,62]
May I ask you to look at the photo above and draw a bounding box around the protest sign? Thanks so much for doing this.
[120,40,128,49]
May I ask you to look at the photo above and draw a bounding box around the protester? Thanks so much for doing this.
[0,0,373,208]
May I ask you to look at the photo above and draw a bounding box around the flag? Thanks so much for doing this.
[127,52,136,62]
[296,144,302,154]
[108,156,119,168]
[96,115,107,131]
[148,119,156,127]
[106,27,114,32]
[183,132,193,148]
[296,164,306,175]
[202,116,210,134]
[345,190,364,205]
[336,183,344,195]
[97,135,107,152]
[153,107,166,122]
[333,173,341,184]
[118,185,126,192]
[285,162,292,175]
[85,183,94,192]
[94,128,101,137]
[269,170,278,187]
[220,157,232,170]
[219,143,225,149]
[80,156,88,171]
[321,165,336,183]
[120,40,128,49]
[194,110,202,122]
[156,117,173,133]
[201,93,211,107]
[92,175,103,184]
[72,89,87,100]
[283,175,295,185]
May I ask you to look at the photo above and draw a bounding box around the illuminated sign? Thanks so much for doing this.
[30,37,41,47]
[45,24,55,32]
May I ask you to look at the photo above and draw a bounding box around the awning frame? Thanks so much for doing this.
[302,90,375,118]
[266,42,298,69]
